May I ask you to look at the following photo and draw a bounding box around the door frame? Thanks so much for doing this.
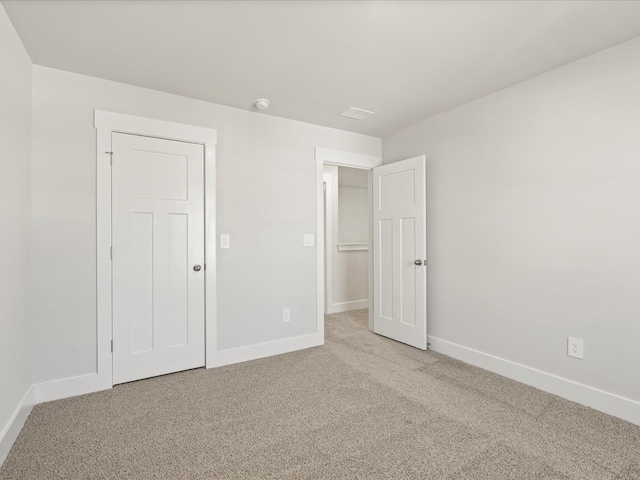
[95,110,217,390]
[323,172,334,314]
[315,147,383,334]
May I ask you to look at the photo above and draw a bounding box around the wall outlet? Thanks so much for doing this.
[283,308,291,323]
[567,337,584,359]
[303,234,315,247]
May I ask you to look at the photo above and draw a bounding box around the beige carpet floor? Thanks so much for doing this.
[1,309,639,479]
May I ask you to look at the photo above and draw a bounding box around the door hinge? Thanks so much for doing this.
[110,340,113,353]
[204,263,206,270]
[110,246,112,260]
[105,151,113,166]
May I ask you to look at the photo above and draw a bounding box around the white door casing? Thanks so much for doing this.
[112,133,205,384]
[323,172,334,313]
[373,156,427,349]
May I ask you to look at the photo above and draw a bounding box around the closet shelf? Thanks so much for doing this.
[337,243,369,252]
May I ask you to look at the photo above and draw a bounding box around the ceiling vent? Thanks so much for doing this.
[339,107,375,120]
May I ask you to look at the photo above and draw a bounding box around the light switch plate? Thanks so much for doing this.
[303,234,315,247]
[220,234,230,249]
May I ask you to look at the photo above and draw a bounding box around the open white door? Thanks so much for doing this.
[112,133,205,384]
[373,156,427,349]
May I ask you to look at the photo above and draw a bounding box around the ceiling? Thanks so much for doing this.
[4,1,640,138]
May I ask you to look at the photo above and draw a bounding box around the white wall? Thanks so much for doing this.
[383,37,640,406]
[0,3,32,440]
[31,65,381,384]
[338,169,369,244]
[324,166,369,313]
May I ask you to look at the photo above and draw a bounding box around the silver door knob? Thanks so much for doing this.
[193,264,202,272]
[414,260,422,266]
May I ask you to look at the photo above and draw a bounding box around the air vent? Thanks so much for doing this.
[339,107,375,120]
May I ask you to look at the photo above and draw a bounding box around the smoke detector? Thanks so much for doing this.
[254,98,270,110]
[339,107,374,120]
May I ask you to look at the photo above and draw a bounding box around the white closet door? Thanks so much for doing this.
[112,133,205,384]
[373,156,427,349]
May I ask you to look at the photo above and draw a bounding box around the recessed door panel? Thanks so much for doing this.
[132,150,188,200]
[401,217,416,326]
[168,213,189,347]
[379,169,415,209]
[131,212,154,353]
[379,218,394,320]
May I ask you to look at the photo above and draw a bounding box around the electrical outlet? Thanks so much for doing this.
[567,337,584,359]
[303,234,315,247]
[283,308,291,323]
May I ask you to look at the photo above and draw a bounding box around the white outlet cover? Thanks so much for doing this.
[283,308,291,323]
[567,337,584,359]
[303,234,315,247]
[220,234,230,249]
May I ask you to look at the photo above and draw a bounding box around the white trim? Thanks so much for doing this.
[367,170,374,331]
[323,170,336,313]
[94,110,218,386]
[326,299,369,314]
[316,155,325,343]
[96,124,112,391]
[428,336,640,426]
[0,386,35,467]
[204,137,218,368]
[215,333,323,368]
[337,243,369,252]
[33,374,99,404]
[315,147,382,170]
[94,110,217,145]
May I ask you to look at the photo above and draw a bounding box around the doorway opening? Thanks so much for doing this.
[323,165,371,319]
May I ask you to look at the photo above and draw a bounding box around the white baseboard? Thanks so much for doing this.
[33,373,102,404]
[428,336,640,426]
[214,332,324,368]
[326,299,369,314]
[0,386,36,467]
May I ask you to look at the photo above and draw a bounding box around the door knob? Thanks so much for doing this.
[414,260,422,266]
[193,264,202,272]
